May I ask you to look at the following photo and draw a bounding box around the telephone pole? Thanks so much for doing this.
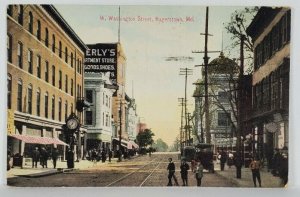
[179,68,193,146]
[178,98,185,150]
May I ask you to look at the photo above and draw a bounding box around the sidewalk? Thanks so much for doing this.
[6,157,120,179]
[214,162,283,188]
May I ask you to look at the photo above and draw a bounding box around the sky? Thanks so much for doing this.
[55,5,249,145]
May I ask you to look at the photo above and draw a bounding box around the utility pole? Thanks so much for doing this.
[118,95,123,162]
[179,68,192,147]
[187,112,192,145]
[178,98,185,150]
[236,34,245,178]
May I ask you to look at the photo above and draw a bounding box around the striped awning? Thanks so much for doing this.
[8,134,68,146]
[129,141,139,149]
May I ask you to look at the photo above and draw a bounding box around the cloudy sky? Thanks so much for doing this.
[56,5,248,145]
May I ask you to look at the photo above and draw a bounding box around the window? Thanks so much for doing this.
[218,112,230,126]
[71,52,73,67]
[7,34,12,63]
[58,98,62,121]
[59,41,62,58]
[103,93,105,104]
[65,75,68,93]
[52,96,55,120]
[17,42,23,68]
[52,34,55,53]
[28,49,33,74]
[27,84,33,114]
[37,20,41,40]
[77,84,80,97]
[71,79,73,96]
[52,65,55,86]
[65,47,68,63]
[45,92,48,118]
[77,59,80,73]
[28,12,33,34]
[65,101,68,121]
[17,79,23,112]
[103,112,105,126]
[7,5,13,16]
[106,95,108,106]
[45,61,49,82]
[86,90,93,103]
[59,70,62,89]
[45,28,49,47]
[36,88,41,116]
[70,103,73,113]
[37,55,41,78]
[17,5,23,25]
[85,111,93,125]
[105,114,109,126]
[7,74,12,109]
[218,91,229,103]
[271,72,279,109]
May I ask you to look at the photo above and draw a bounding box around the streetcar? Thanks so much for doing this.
[181,146,196,162]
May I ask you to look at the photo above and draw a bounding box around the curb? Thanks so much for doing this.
[17,168,74,178]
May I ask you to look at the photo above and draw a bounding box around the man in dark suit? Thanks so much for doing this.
[32,147,40,168]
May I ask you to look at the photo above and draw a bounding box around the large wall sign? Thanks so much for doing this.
[85,43,117,85]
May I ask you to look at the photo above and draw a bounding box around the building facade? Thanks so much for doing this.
[7,5,87,164]
[125,96,138,141]
[246,7,290,158]
[84,72,115,152]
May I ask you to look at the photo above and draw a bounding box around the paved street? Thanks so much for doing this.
[7,152,237,187]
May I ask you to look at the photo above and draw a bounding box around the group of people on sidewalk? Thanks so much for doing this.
[31,147,60,169]
[167,158,204,187]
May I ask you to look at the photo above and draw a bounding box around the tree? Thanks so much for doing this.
[169,137,180,152]
[136,129,155,148]
[152,138,168,152]
[224,7,259,73]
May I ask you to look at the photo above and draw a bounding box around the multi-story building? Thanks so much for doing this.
[246,7,290,157]
[7,5,87,165]
[125,95,138,141]
[84,72,115,152]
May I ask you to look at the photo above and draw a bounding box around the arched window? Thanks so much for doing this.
[52,65,55,86]
[28,12,33,34]
[28,49,33,74]
[37,20,41,40]
[59,70,62,89]
[37,55,41,78]
[17,42,23,68]
[105,114,109,126]
[7,74,12,109]
[65,74,68,93]
[51,95,55,120]
[7,34,12,63]
[17,5,23,25]
[59,41,62,58]
[52,34,55,53]
[45,61,49,82]
[45,28,49,47]
[17,79,23,111]
[65,101,68,121]
[65,47,68,63]
[44,92,49,118]
[58,98,62,121]
[36,88,41,116]
[27,84,33,114]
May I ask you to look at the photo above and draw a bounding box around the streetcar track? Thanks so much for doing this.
[105,158,158,187]
[139,161,161,187]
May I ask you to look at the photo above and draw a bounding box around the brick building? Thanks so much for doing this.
[7,5,87,165]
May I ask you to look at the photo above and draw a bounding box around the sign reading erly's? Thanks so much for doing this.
[85,43,117,84]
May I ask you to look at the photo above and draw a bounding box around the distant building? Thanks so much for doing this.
[137,123,148,133]
[246,7,290,157]
[84,72,115,152]
[125,95,138,141]
[7,5,87,164]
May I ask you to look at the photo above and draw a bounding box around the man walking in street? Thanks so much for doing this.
[31,147,40,168]
[108,149,113,162]
[249,156,262,187]
[180,159,190,186]
[167,158,177,186]
[194,161,204,186]
[40,147,49,168]
[220,149,227,171]
[51,147,59,169]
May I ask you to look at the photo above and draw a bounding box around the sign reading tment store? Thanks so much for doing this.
[85,43,117,85]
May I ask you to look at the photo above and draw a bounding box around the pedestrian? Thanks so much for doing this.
[272,148,282,176]
[194,161,204,186]
[249,156,262,187]
[66,148,74,169]
[108,149,113,162]
[40,147,48,168]
[31,147,40,168]
[191,159,196,172]
[180,159,190,186]
[220,149,227,171]
[51,147,59,169]
[101,149,107,163]
[91,149,97,165]
[278,153,288,187]
[227,151,234,168]
[167,158,177,186]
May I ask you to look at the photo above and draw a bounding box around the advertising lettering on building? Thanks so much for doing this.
[85,43,118,85]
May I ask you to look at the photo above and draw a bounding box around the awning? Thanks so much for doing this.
[113,138,132,149]
[129,141,139,149]
[8,134,68,146]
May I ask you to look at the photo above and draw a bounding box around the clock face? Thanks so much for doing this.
[66,118,79,130]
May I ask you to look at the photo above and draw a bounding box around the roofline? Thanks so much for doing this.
[41,5,88,52]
